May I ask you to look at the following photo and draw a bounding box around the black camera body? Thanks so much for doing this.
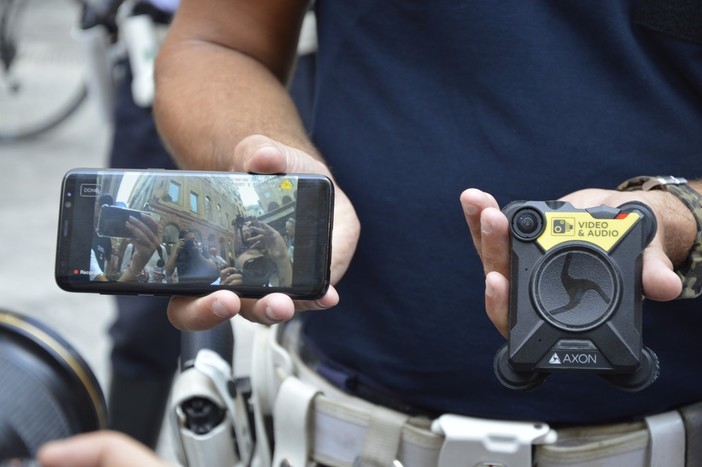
[239,255,276,286]
[494,200,660,392]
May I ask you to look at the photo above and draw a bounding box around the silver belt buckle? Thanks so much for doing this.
[431,414,557,467]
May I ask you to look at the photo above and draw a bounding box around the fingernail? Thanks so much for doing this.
[212,298,234,319]
[264,305,278,322]
[464,204,478,215]
[481,220,493,234]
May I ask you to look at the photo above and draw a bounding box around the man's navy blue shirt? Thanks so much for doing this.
[300,0,702,424]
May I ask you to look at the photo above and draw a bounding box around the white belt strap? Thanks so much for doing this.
[645,410,685,467]
[310,396,443,467]
[259,322,693,467]
[273,376,321,467]
[357,406,409,466]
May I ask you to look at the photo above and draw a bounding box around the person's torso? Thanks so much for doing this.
[301,0,702,424]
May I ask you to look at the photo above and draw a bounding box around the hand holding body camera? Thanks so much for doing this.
[494,200,659,392]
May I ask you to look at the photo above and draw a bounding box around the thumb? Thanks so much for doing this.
[233,134,329,175]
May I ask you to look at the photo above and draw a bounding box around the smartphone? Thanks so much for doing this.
[97,205,160,239]
[56,169,334,299]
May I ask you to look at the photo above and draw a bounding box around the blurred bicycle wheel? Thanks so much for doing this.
[0,0,88,143]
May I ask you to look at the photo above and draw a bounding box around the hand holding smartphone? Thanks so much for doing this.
[56,169,334,299]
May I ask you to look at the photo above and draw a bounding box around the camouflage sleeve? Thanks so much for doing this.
[618,176,702,299]
[666,183,702,299]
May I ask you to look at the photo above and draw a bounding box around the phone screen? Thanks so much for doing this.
[56,169,333,299]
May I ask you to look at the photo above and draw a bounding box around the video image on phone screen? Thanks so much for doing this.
[71,172,302,289]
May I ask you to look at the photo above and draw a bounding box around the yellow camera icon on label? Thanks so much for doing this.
[552,218,575,236]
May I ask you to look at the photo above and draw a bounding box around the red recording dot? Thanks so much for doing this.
[73,269,79,275]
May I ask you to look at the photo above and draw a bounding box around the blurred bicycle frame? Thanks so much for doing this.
[0,0,159,143]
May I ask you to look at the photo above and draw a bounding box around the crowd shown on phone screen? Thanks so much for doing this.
[91,200,293,288]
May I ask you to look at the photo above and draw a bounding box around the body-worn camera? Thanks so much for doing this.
[494,200,660,392]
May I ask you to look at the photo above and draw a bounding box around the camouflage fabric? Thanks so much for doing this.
[618,176,702,299]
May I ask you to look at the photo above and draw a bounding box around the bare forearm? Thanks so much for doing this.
[154,0,315,170]
[276,258,293,287]
[165,251,178,276]
[155,46,312,169]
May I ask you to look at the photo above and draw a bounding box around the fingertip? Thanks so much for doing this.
[480,206,509,238]
[38,431,165,467]
[642,248,683,301]
[460,187,483,201]
[255,293,295,323]
[460,188,499,209]
[168,291,241,331]
[462,187,492,209]
[643,265,682,301]
[37,439,61,463]
[302,286,340,311]
[485,271,509,297]
[318,286,340,309]
[211,291,241,318]
[236,135,287,174]
[249,145,285,172]
[480,205,505,222]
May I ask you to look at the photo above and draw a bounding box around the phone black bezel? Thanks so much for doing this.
[55,169,333,299]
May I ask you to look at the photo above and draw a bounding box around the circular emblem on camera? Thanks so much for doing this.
[531,246,620,331]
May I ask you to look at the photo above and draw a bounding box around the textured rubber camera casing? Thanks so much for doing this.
[494,200,659,391]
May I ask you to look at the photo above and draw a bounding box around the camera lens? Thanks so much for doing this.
[512,208,543,240]
[0,310,106,460]
[242,256,276,286]
[518,212,537,232]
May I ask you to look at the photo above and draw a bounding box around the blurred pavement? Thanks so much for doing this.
[0,79,115,386]
[0,1,178,461]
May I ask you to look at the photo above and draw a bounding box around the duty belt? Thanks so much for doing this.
[249,323,701,467]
